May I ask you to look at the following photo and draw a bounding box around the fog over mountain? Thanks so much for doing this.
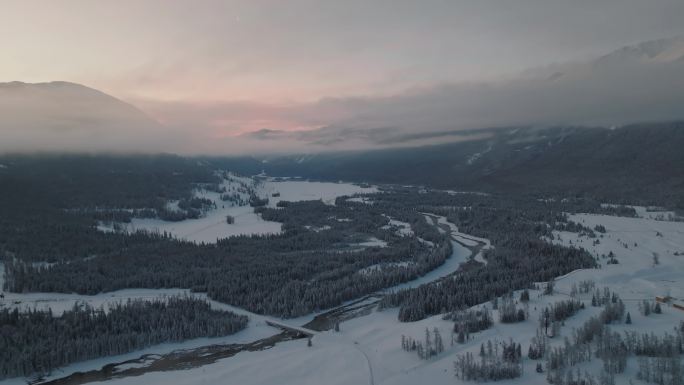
[240,36,684,150]
[0,81,174,153]
[2,37,684,154]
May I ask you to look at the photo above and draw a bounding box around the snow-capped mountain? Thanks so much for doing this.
[596,36,684,64]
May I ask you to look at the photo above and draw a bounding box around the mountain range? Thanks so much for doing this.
[210,123,684,210]
[1,38,684,208]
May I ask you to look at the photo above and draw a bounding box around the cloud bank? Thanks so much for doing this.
[135,37,684,154]
[2,37,684,155]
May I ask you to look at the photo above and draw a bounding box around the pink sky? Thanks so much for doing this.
[2,1,684,153]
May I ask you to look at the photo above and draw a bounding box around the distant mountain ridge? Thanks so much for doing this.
[597,36,684,64]
[241,36,684,151]
[215,123,684,210]
[1,39,684,208]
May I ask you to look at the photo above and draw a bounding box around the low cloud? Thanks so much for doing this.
[144,37,684,154]
[3,37,684,155]
[0,81,183,154]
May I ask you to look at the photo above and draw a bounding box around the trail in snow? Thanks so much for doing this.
[355,344,375,385]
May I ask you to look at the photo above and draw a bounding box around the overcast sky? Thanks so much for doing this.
[2,0,684,154]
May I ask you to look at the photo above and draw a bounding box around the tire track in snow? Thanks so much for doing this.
[353,344,375,385]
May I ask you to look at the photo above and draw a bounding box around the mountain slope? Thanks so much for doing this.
[237,36,684,152]
[596,36,684,64]
[219,123,684,209]
[0,81,167,153]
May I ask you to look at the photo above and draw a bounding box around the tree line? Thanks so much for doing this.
[5,199,451,318]
[377,191,597,321]
[528,290,683,385]
[0,296,247,380]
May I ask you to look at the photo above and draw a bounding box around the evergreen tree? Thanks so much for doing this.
[434,328,444,354]
[520,289,530,303]
[458,329,465,344]
[654,302,662,314]
[0,296,248,380]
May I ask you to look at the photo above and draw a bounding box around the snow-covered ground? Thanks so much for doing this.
[116,205,282,243]
[73,332,374,385]
[260,180,377,207]
[5,209,683,385]
[63,207,682,385]
[45,285,682,385]
[79,211,684,385]
[0,283,284,385]
[0,214,481,385]
[304,224,332,232]
[466,144,492,165]
[601,203,682,221]
[630,206,679,221]
[98,177,377,243]
[549,212,684,300]
[381,216,414,237]
[356,237,389,248]
[0,284,189,315]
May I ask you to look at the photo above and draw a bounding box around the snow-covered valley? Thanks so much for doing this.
[97,175,378,243]
[0,210,474,385]
[64,209,684,385]
[2,177,684,385]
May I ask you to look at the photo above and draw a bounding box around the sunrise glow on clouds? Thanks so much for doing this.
[2,0,684,153]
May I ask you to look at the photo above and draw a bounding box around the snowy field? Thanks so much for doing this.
[4,208,683,385]
[259,179,377,207]
[98,176,377,243]
[549,212,684,300]
[53,205,683,385]
[0,214,480,385]
[114,205,282,244]
[34,288,680,385]
[0,280,321,385]
[0,282,280,385]
[602,203,682,221]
